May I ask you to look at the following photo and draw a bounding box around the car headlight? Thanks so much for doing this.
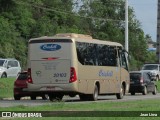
[0,68,3,73]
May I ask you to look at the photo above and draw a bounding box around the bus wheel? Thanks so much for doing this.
[88,85,99,101]
[116,85,124,99]
[49,94,63,102]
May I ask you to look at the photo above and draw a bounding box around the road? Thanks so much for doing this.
[0,93,160,107]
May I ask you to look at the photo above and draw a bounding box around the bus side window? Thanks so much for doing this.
[76,42,97,66]
[97,44,104,66]
[76,42,118,67]
[97,45,117,66]
[76,42,85,65]
[77,49,84,64]
[108,46,117,66]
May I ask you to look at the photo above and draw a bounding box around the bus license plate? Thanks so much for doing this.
[46,86,55,91]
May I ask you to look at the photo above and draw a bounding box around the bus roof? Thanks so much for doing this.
[54,33,93,39]
[29,33,122,47]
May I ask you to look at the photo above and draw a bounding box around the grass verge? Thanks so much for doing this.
[0,99,160,120]
[0,78,15,99]
[0,78,160,120]
[0,99,160,111]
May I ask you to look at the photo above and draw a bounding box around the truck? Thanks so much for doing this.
[141,63,160,81]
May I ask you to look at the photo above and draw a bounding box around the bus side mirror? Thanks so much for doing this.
[122,49,130,61]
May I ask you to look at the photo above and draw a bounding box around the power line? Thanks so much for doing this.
[13,0,125,23]
[89,0,125,6]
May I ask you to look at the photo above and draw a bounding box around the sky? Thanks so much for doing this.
[128,0,157,41]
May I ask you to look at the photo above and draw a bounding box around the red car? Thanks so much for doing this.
[14,71,47,100]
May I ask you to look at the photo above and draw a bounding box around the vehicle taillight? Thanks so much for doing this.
[69,67,77,83]
[27,68,33,83]
[140,77,143,84]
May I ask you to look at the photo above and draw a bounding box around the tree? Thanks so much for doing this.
[78,0,151,70]
[0,0,155,70]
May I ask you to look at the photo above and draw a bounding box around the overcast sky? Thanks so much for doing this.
[128,0,157,41]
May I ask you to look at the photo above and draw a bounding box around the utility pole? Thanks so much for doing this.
[157,0,160,63]
[125,0,128,53]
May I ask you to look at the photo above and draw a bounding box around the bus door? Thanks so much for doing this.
[118,48,129,92]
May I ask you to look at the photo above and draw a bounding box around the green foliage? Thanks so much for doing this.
[0,0,156,70]
[79,0,156,70]
[146,52,157,63]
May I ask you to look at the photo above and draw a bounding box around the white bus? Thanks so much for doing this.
[27,33,130,101]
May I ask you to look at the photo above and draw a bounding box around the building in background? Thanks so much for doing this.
[147,40,156,52]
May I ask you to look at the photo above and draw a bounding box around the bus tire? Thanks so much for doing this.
[88,85,99,101]
[116,85,124,99]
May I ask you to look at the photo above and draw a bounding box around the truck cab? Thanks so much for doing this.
[141,64,160,81]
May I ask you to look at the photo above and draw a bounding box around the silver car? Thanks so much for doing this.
[0,58,21,78]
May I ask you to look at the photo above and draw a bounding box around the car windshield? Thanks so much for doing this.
[142,65,158,70]
[0,60,5,66]
[130,73,141,81]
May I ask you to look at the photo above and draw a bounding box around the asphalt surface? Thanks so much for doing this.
[0,93,160,107]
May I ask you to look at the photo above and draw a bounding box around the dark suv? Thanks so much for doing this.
[14,71,47,100]
[129,71,157,95]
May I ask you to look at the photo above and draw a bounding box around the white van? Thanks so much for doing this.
[27,33,129,101]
